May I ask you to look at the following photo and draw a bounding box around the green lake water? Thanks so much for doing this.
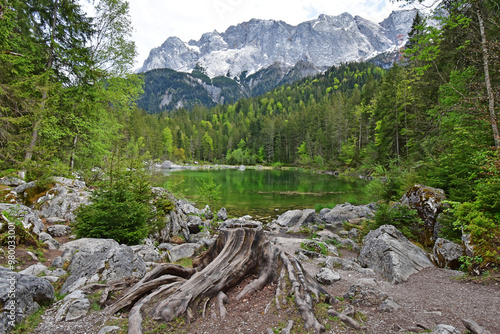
[153,168,373,219]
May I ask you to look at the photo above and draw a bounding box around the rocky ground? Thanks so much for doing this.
[0,176,499,334]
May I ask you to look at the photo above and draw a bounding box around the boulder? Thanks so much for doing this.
[378,298,401,312]
[399,184,446,246]
[315,268,341,284]
[154,200,190,243]
[98,326,121,334]
[343,284,388,307]
[358,225,434,283]
[54,290,90,322]
[324,256,376,276]
[59,238,147,294]
[39,232,61,250]
[319,203,376,227]
[37,184,91,222]
[13,181,36,194]
[275,209,318,228]
[131,244,162,263]
[19,263,49,276]
[0,267,54,332]
[432,238,464,269]
[45,217,67,224]
[167,243,202,262]
[46,224,72,237]
[216,207,228,221]
[0,203,44,235]
[0,177,25,187]
[431,324,462,334]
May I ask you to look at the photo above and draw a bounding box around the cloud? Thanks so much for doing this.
[127,0,403,68]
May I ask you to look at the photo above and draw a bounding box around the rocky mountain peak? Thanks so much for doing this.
[139,10,418,78]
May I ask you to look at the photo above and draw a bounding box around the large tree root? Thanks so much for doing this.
[106,227,332,333]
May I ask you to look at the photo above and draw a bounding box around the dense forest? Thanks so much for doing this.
[0,0,499,269]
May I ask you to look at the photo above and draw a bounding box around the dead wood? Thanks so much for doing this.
[107,227,332,333]
[462,319,492,334]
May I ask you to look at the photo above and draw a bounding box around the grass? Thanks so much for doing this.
[11,305,48,334]
[173,257,193,268]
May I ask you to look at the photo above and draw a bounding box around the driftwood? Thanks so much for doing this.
[328,305,361,330]
[105,227,332,334]
[462,319,492,334]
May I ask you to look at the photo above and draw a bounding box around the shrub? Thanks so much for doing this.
[369,203,423,240]
[74,156,168,246]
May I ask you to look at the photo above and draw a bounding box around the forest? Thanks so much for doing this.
[0,0,499,269]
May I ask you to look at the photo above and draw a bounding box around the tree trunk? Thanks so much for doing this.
[106,227,333,334]
[477,9,499,149]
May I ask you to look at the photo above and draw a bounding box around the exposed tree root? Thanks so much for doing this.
[105,227,332,333]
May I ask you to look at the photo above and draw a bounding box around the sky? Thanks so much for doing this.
[116,0,411,69]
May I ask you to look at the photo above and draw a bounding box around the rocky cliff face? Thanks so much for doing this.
[139,10,417,78]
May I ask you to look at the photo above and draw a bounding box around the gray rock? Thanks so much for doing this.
[344,284,388,307]
[201,205,213,219]
[98,326,121,334]
[131,244,162,263]
[319,202,375,225]
[0,267,54,332]
[297,252,310,262]
[154,200,190,243]
[431,324,462,334]
[348,228,360,239]
[46,224,72,237]
[13,181,36,194]
[0,177,25,187]
[316,268,341,284]
[178,200,201,215]
[51,256,64,268]
[0,204,44,235]
[399,184,446,246]
[39,232,61,250]
[216,207,228,221]
[358,225,434,284]
[38,184,91,222]
[296,248,327,259]
[60,238,147,295]
[378,298,401,312]
[45,217,67,224]
[158,243,175,251]
[52,177,86,189]
[55,290,90,322]
[276,209,318,227]
[167,243,202,262]
[45,268,67,277]
[433,238,464,270]
[42,276,59,283]
[19,264,48,277]
[354,278,378,288]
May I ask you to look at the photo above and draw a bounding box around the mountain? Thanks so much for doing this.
[138,10,417,78]
[137,9,417,113]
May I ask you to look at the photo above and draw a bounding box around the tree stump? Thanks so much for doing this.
[106,227,332,333]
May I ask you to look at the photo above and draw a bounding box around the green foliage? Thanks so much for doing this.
[74,153,161,245]
[369,203,423,240]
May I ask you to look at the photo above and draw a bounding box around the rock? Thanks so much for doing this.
[52,177,86,189]
[354,278,378,288]
[399,184,446,246]
[187,215,203,234]
[55,290,90,322]
[131,244,162,262]
[0,204,44,235]
[0,267,54,332]
[98,326,121,334]
[216,207,228,221]
[19,264,48,276]
[0,177,25,187]
[358,225,434,284]
[275,209,318,227]
[39,232,61,250]
[301,240,327,254]
[13,181,36,194]
[45,268,67,277]
[26,251,38,261]
[296,248,327,259]
[433,238,464,269]
[462,232,474,258]
[167,243,202,262]
[201,205,213,219]
[154,200,191,243]
[319,203,375,226]
[46,224,72,237]
[344,284,388,307]
[45,217,67,224]
[348,228,360,239]
[316,268,341,284]
[59,238,147,295]
[38,183,91,222]
[431,324,462,334]
[297,252,310,261]
[51,256,64,268]
[378,298,401,312]
[42,276,59,283]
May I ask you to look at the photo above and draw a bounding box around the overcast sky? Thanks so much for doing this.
[115,0,410,69]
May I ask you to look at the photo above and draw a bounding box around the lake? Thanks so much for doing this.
[153,168,373,220]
